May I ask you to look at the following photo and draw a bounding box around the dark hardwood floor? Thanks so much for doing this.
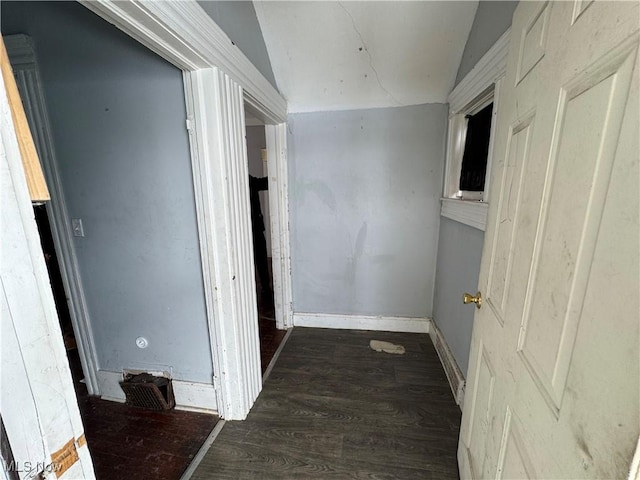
[62,259,280,480]
[67,350,219,480]
[257,258,287,373]
[191,328,461,479]
[80,396,218,480]
[258,296,287,374]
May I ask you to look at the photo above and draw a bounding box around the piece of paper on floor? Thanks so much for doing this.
[370,340,405,355]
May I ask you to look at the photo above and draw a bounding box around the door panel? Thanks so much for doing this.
[516,3,550,84]
[495,408,536,480]
[485,114,535,325]
[464,341,497,474]
[518,42,638,413]
[459,1,639,478]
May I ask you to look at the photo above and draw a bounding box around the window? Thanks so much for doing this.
[441,28,510,231]
[444,87,495,203]
[459,101,493,198]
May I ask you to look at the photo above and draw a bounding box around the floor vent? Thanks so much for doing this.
[120,373,175,410]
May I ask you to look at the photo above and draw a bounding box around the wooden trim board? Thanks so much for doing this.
[0,35,48,202]
[293,313,431,333]
[429,322,466,408]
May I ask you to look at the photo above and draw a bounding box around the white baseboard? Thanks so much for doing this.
[97,370,126,403]
[429,323,465,408]
[97,370,218,413]
[293,313,431,333]
[173,380,218,414]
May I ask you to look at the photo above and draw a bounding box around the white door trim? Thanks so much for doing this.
[266,124,293,329]
[183,68,262,420]
[4,34,101,395]
[429,321,466,407]
[1,58,95,478]
[448,28,511,113]
[77,0,290,420]
[293,313,431,334]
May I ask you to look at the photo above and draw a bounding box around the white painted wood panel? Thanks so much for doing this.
[459,1,639,478]
[0,285,48,475]
[440,198,488,231]
[294,313,430,334]
[0,64,94,478]
[485,113,535,327]
[266,124,293,330]
[429,321,466,406]
[448,28,511,114]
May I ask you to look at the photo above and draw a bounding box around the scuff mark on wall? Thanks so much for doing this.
[345,221,368,300]
[298,180,338,212]
[288,104,446,317]
[354,221,368,259]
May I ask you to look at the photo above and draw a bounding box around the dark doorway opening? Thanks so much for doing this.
[34,204,85,388]
[5,0,224,473]
[460,102,494,193]
[245,122,286,373]
[33,204,218,479]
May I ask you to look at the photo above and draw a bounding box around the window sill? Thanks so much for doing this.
[440,198,488,231]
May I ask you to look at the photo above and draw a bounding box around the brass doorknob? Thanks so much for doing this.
[463,291,482,309]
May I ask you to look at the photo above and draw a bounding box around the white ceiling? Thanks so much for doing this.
[254,1,478,113]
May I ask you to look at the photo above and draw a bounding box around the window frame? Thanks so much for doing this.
[445,87,496,202]
[441,28,511,231]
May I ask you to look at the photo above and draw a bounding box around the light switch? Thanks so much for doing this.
[72,218,85,237]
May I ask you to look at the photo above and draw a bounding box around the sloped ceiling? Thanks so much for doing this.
[254,1,478,113]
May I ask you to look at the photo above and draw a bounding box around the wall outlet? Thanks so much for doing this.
[71,218,84,237]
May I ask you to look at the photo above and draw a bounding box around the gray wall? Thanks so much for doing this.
[2,1,213,383]
[455,1,518,86]
[288,104,447,318]
[197,1,278,91]
[432,218,484,373]
[433,0,517,374]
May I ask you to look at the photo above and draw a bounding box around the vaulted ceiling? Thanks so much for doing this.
[254,1,478,113]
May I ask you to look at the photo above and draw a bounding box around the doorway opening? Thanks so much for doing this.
[31,204,218,480]
[3,0,221,476]
[33,205,85,389]
[245,113,287,374]
[7,0,291,427]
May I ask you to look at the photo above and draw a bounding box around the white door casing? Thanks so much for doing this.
[459,2,639,479]
[265,124,293,330]
[183,67,262,419]
[443,28,510,231]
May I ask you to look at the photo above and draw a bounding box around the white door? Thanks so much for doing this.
[1,44,95,478]
[459,2,639,478]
